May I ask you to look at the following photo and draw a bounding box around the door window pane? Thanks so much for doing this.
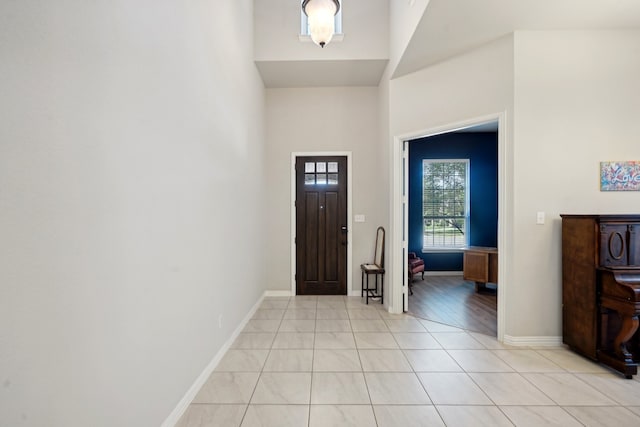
[305,174,315,185]
[302,160,339,186]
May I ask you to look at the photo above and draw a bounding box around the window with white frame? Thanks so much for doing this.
[422,159,470,250]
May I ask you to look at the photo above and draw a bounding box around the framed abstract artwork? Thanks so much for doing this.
[600,161,640,191]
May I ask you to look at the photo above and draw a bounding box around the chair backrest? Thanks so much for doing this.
[374,226,385,268]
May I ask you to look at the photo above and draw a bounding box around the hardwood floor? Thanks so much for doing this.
[408,275,497,337]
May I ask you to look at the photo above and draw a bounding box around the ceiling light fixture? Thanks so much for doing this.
[302,0,340,48]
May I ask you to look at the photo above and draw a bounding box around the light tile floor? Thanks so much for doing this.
[177,296,640,427]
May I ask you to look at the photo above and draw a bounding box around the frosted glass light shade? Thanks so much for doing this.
[302,0,340,48]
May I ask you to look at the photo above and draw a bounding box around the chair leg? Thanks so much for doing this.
[408,272,413,296]
[366,274,369,305]
[421,271,424,280]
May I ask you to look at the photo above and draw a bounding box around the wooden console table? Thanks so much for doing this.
[462,246,498,292]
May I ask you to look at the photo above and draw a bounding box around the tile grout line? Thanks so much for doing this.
[239,297,290,426]
[307,297,317,426]
[348,298,377,423]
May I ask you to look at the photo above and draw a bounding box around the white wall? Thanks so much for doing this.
[0,1,266,426]
[254,0,389,61]
[511,30,640,337]
[375,65,394,307]
[265,87,384,293]
[390,35,514,137]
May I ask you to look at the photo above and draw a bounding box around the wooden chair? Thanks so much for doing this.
[361,226,385,304]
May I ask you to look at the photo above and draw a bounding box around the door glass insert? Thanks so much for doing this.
[305,174,315,185]
[303,161,339,185]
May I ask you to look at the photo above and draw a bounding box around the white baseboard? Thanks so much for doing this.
[266,290,362,298]
[424,271,463,276]
[503,335,563,347]
[161,293,266,427]
[264,290,293,297]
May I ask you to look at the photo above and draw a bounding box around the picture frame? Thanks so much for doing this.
[600,161,640,191]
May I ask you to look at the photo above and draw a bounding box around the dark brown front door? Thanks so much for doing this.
[296,156,347,295]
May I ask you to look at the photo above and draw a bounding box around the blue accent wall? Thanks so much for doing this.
[408,132,498,271]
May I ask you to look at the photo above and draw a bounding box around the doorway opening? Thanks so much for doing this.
[406,124,498,336]
[390,114,507,341]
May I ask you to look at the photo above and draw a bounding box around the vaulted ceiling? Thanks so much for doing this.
[255,0,640,87]
[395,0,640,78]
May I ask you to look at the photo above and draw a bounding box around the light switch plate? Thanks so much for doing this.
[536,211,545,225]
[354,214,365,223]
